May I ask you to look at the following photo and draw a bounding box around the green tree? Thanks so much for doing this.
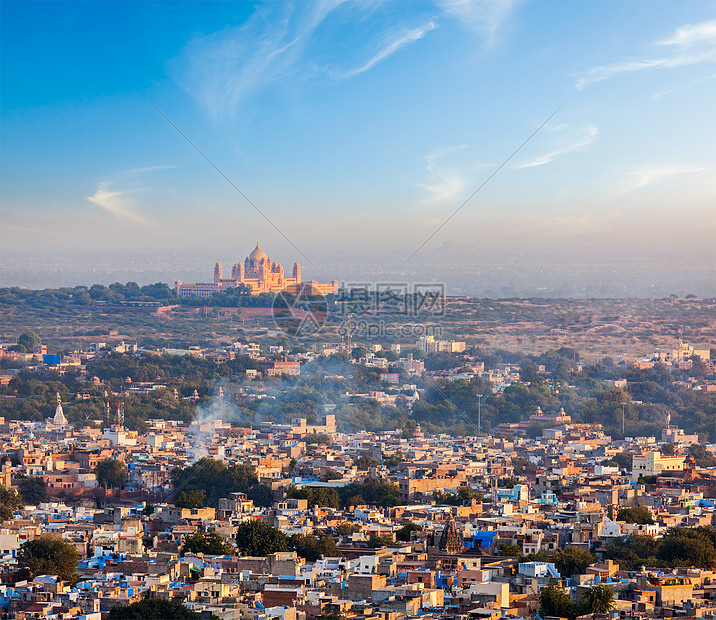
[183,529,233,555]
[511,457,530,475]
[604,534,659,571]
[499,543,522,556]
[0,484,24,520]
[0,484,23,510]
[577,584,615,615]
[661,442,676,455]
[616,504,654,524]
[336,522,360,536]
[176,489,206,509]
[321,469,343,481]
[355,455,379,470]
[554,547,596,577]
[305,434,331,445]
[520,359,539,382]
[290,534,321,562]
[657,527,716,569]
[18,477,49,505]
[247,484,274,508]
[17,331,41,350]
[689,444,716,467]
[540,583,575,618]
[141,503,155,516]
[434,487,483,506]
[290,533,342,562]
[319,533,342,558]
[170,458,259,507]
[638,475,659,485]
[525,423,544,439]
[338,478,400,508]
[367,534,394,548]
[17,535,80,583]
[108,597,217,619]
[235,520,289,556]
[351,347,369,360]
[383,454,404,467]
[606,451,633,470]
[286,485,340,509]
[95,459,128,489]
[395,522,422,542]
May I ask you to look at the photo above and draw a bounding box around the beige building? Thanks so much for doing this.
[399,471,467,502]
[639,573,693,608]
[417,335,466,354]
[661,427,699,445]
[176,243,339,298]
[652,340,710,363]
[631,450,686,481]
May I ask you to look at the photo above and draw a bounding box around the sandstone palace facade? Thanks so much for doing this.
[175,243,339,298]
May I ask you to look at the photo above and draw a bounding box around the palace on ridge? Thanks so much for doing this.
[175,243,339,298]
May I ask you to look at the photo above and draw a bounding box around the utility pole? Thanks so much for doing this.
[477,394,483,433]
[622,402,626,434]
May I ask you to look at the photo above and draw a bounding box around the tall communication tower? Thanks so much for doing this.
[116,402,124,431]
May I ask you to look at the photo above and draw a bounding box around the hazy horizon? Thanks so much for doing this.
[2,1,715,291]
[2,242,714,299]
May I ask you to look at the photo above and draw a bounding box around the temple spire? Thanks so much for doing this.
[53,392,68,427]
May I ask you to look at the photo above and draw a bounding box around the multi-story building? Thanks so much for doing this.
[631,450,686,481]
[416,336,466,354]
[651,339,710,363]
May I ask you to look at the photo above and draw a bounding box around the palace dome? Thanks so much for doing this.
[248,243,268,262]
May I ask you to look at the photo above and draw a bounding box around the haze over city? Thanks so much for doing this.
[2,0,715,295]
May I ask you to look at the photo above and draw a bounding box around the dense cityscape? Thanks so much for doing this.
[0,283,714,619]
[3,1,716,619]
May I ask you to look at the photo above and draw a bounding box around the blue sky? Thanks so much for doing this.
[2,0,715,275]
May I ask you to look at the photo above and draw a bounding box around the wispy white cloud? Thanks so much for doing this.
[173,2,350,122]
[658,19,716,47]
[417,146,491,204]
[86,165,174,223]
[577,19,716,88]
[87,183,149,224]
[578,52,716,88]
[123,165,176,176]
[438,0,521,41]
[650,89,673,100]
[615,164,707,195]
[516,123,598,168]
[419,149,466,203]
[173,0,523,122]
[338,21,437,79]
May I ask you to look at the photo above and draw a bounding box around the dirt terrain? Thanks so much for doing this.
[2,297,713,360]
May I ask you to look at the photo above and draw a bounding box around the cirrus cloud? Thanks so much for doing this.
[516,123,598,168]
[337,21,437,79]
[615,164,708,195]
[86,165,174,223]
[577,19,716,88]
